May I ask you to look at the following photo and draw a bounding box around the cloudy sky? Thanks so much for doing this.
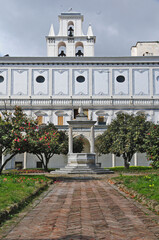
[0,0,159,57]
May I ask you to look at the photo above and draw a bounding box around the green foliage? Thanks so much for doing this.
[0,106,37,174]
[73,136,84,153]
[113,174,159,202]
[0,174,49,212]
[144,124,159,169]
[0,106,84,173]
[107,166,153,172]
[96,113,151,169]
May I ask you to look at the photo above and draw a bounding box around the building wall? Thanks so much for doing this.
[5,152,149,170]
[0,65,159,124]
[131,42,159,56]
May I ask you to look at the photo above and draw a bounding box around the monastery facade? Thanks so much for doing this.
[1,11,159,169]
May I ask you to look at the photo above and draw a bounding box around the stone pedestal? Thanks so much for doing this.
[68,153,96,165]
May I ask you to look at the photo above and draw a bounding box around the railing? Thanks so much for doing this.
[0,98,158,108]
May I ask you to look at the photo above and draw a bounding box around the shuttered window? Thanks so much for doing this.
[58,116,63,125]
[37,116,43,125]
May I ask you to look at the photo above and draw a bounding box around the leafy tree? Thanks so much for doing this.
[144,124,159,168]
[23,123,84,172]
[73,136,84,153]
[0,106,37,174]
[95,113,151,169]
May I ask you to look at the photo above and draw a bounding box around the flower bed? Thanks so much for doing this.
[8,169,47,174]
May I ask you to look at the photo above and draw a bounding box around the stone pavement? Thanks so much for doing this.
[1,176,159,240]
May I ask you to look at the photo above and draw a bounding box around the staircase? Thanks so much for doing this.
[51,164,114,174]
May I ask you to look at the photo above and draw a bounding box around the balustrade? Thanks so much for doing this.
[0,97,158,108]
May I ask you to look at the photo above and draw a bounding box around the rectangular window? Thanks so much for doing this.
[37,116,43,125]
[36,162,43,168]
[98,116,106,125]
[74,109,78,119]
[15,161,23,169]
[58,116,63,125]
[84,109,88,118]
[74,109,88,119]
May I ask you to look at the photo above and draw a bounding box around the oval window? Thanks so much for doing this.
[76,76,85,83]
[156,76,159,81]
[0,76,4,83]
[116,75,125,83]
[36,76,45,83]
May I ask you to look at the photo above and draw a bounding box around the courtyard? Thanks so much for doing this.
[0,174,159,240]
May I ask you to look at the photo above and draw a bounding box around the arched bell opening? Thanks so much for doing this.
[68,21,74,37]
[58,42,66,57]
[75,42,84,57]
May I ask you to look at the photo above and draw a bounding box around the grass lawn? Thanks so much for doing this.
[0,174,50,212]
[107,166,159,173]
[112,174,159,203]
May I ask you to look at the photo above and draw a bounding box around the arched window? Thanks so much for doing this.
[68,21,74,37]
[75,42,84,57]
[58,42,66,57]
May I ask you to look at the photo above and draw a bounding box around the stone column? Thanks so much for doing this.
[2,153,5,170]
[69,126,73,153]
[90,126,95,153]
[112,154,116,167]
[23,152,27,169]
[134,152,138,166]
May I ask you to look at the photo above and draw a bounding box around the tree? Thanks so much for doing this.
[0,106,37,174]
[144,124,159,168]
[24,123,84,172]
[95,113,151,169]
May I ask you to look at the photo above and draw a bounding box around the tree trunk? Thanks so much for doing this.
[36,154,45,170]
[43,156,49,172]
[124,158,130,169]
[0,153,16,174]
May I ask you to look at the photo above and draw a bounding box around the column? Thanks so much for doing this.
[90,125,95,153]
[69,126,73,153]
[112,154,116,167]
[2,153,5,170]
[134,152,138,166]
[23,152,27,169]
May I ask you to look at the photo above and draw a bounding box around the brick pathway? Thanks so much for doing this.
[2,177,159,240]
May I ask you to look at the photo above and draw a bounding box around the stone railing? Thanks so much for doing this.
[0,98,158,108]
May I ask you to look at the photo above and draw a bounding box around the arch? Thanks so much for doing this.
[73,135,90,153]
[34,110,48,117]
[34,111,48,125]
[115,110,125,115]
[55,110,68,116]
[58,42,66,57]
[75,42,84,57]
[136,110,146,116]
[68,21,74,37]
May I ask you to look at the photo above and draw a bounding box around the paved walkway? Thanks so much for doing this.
[1,177,159,240]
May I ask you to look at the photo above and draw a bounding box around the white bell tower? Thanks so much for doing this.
[46,10,96,57]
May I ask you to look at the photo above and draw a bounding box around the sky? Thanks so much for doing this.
[0,0,159,57]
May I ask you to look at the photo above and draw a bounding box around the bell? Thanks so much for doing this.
[75,50,84,57]
[68,26,74,37]
[58,50,66,57]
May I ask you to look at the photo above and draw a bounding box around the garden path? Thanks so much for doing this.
[1,176,159,240]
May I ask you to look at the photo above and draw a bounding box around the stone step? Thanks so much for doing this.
[51,165,114,174]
